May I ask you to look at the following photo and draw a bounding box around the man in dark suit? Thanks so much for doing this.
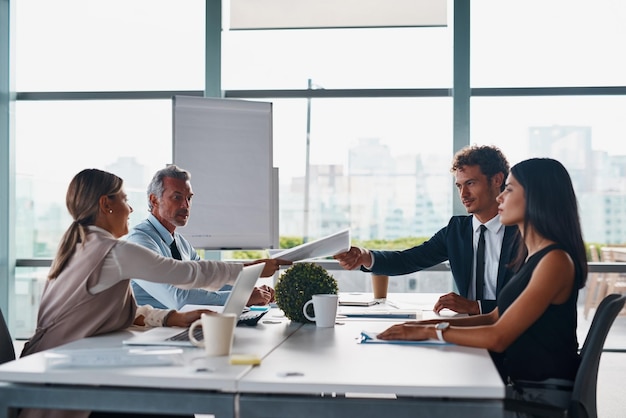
[335,145,520,315]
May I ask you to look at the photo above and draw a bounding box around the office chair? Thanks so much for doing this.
[0,308,16,364]
[504,293,626,418]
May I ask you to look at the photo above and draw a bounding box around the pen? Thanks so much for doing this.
[386,300,400,309]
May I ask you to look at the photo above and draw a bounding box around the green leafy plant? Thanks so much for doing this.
[274,262,339,323]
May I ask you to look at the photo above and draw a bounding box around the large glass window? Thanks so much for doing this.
[15,100,172,259]
[15,0,205,91]
[471,0,626,88]
[222,26,452,90]
[472,96,626,245]
[271,97,452,240]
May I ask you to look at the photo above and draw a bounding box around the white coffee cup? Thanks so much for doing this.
[302,294,339,328]
[188,313,237,356]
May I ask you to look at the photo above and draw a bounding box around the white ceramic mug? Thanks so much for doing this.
[188,313,237,356]
[302,294,339,328]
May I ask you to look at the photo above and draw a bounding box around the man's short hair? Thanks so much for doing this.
[451,145,509,191]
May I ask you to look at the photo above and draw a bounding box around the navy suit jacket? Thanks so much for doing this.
[366,215,520,313]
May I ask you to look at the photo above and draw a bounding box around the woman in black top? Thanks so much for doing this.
[377,158,587,409]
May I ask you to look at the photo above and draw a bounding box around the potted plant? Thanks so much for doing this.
[274,262,339,323]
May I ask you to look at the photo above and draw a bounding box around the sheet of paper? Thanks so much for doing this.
[270,229,350,262]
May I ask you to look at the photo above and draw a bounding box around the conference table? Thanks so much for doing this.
[0,293,505,418]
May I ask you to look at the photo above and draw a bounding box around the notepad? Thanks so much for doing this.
[359,331,451,345]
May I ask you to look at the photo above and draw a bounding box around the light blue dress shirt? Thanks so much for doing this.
[126,214,232,309]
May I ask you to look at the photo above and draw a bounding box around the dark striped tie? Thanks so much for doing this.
[170,239,182,260]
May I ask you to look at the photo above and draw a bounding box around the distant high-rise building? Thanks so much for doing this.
[580,192,626,244]
[529,125,626,244]
[529,125,594,192]
[280,138,448,242]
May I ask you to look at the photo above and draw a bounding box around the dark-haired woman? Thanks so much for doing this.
[377,158,587,411]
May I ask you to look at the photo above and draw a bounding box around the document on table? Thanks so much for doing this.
[44,347,184,368]
[270,228,350,262]
[359,331,452,345]
[338,296,418,318]
[339,309,418,319]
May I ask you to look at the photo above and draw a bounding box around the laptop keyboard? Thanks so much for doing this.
[168,326,203,342]
[165,310,269,342]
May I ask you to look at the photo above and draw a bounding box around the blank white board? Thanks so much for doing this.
[172,96,276,249]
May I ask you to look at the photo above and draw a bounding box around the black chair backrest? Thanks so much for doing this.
[0,308,16,364]
[570,293,625,418]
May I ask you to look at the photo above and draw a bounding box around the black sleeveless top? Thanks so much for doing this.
[497,244,581,382]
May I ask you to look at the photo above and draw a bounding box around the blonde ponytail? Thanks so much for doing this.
[47,169,123,280]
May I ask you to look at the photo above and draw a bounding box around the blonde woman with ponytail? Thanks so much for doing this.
[19,168,289,418]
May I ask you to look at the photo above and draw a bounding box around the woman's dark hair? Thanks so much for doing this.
[511,158,587,288]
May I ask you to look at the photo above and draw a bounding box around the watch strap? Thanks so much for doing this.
[436,328,445,342]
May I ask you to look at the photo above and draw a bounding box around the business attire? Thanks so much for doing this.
[500,244,582,409]
[366,214,520,313]
[127,214,233,310]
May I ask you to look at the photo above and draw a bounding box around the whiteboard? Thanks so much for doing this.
[172,96,276,249]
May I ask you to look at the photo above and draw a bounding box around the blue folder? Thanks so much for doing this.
[359,331,452,345]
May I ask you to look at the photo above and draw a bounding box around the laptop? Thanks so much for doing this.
[123,262,267,346]
[338,293,380,307]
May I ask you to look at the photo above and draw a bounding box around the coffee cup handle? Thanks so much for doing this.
[302,299,316,321]
[188,319,204,347]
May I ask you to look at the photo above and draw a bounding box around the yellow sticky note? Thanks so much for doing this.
[229,354,261,365]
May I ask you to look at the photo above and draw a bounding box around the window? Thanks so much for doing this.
[15,100,172,258]
[269,97,452,239]
[15,0,205,92]
[222,26,451,90]
[471,0,626,88]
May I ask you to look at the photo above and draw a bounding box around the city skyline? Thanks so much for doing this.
[15,124,626,260]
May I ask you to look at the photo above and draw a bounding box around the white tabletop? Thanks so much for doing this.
[238,319,504,399]
[0,296,503,399]
[0,314,301,391]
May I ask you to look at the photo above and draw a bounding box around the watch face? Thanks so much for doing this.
[436,322,450,330]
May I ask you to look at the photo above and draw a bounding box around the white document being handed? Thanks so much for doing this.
[270,229,350,262]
